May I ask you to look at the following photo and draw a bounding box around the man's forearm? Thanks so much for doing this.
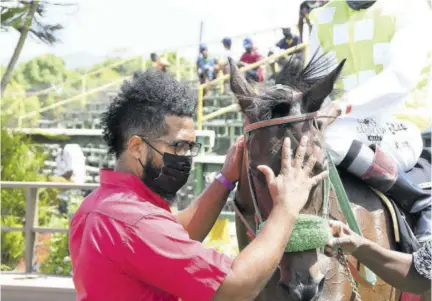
[213,205,296,301]
[175,180,230,241]
[354,239,430,293]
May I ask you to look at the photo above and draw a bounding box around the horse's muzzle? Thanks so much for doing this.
[279,277,325,301]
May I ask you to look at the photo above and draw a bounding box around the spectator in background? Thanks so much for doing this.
[150,53,159,69]
[219,37,235,93]
[222,37,234,60]
[268,27,301,79]
[52,143,86,184]
[276,27,300,50]
[239,38,264,83]
[150,53,170,73]
[158,57,170,73]
[51,143,87,214]
[197,43,217,85]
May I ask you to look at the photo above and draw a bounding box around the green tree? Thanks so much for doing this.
[0,80,41,127]
[12,54,80,91]
[0,118,46,268]
[0,0,72,95]
[0,118,66,270]
[2,54,81,127]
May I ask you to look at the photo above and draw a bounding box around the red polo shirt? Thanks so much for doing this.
[69,169,233,301]
[240,49,264,82]
[239,49,263,65]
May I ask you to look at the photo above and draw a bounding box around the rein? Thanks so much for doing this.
[235,112,377,297]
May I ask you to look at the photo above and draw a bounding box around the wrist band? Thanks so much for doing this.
[216,173,235,191]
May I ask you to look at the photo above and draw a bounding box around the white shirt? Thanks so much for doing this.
[54,144,86,184]
[220,47,242,63]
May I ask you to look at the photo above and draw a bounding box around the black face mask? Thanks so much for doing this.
[139,152,192,203]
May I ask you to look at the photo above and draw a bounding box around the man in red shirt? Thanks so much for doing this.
[239,37,264,83]
[69,69,327,301]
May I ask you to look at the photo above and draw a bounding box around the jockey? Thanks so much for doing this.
[308,0,432,243]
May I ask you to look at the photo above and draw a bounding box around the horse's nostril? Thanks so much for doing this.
[279,282,303,301]
[279,281,322,301]
[279,281,291,295]
[318,277,325,293]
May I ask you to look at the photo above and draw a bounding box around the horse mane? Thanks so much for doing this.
[275,50,336,91]
[251,50,342,121]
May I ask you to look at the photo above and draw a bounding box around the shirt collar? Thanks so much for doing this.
[100,169,171,212]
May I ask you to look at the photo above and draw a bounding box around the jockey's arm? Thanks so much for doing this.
[327,221,431,294]
[352,239,431,294]
[337,0,432,118]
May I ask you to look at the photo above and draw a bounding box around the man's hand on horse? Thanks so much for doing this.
[221,135,245,184]
[317,101,343,130]
[257,136,329,215]
[325,220,364,257]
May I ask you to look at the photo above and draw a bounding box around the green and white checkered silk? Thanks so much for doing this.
[310,0,431,130]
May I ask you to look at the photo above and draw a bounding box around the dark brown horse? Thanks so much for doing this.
[230,54,405,301]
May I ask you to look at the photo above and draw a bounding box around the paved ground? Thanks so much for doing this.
[1,273,74,289]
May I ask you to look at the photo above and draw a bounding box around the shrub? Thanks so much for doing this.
[1,120,47,269]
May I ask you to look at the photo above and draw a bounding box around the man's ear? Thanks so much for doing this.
[302,59,346,113]
[128,136,146,161]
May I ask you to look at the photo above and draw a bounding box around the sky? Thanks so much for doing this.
[1,0,302,67]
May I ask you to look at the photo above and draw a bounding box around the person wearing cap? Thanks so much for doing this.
[218,37,237,93]
[150,53,159,69]
[276,28,300,51]
[268,27,302,79]
[196,43,217,85]
[239,38,264,83]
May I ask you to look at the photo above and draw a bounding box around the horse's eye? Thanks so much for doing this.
[272,103,291,118]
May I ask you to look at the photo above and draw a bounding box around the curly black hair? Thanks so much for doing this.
[101,69,197,158]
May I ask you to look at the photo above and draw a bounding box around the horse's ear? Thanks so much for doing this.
[229,57,258,121]
[302,59,346,113]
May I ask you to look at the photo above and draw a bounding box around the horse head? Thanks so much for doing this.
[230,54,346,301]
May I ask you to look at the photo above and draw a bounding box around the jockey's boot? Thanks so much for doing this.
[386,170,432,244]
[339,141,432,243]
